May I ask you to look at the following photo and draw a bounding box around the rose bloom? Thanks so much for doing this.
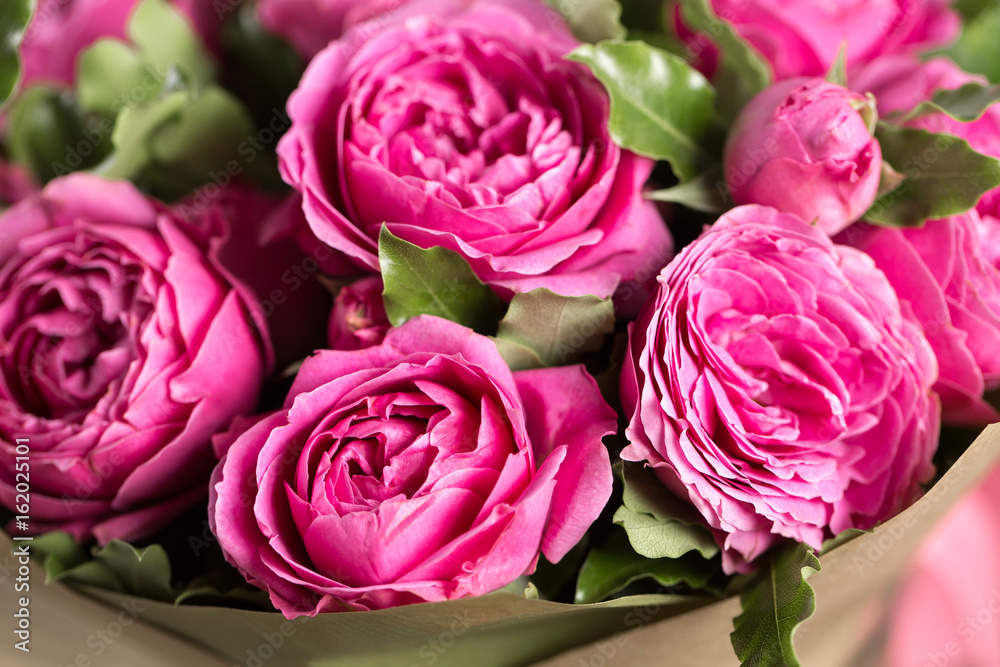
[18,0,225,90]
[327,275,389,350]
[0,174,273,543]
[258,0,408,59]
[210,315,615,615]
[278,0,672,307]
[724,78,881,236]
[675,0,959,81]
[844,56,1000,425]
[622,205,940,572]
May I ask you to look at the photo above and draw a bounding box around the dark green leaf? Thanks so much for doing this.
[675,0,772,123]
[939,5,1000,84]
[866,123,1000,227]
[569,40,722,181]
[730,542,821,667]
[646,164,730,213]
[614,462,719,559]
[901,82,1000,123]
[494,289,614,367]
[546,0,626,43]
[576,529,716,604]
[0,0,33,107]
[379,226,505,334]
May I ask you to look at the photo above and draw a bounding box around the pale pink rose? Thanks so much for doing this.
[209,315,615,615]
[676,0,959,81]
[278,0,672,309]
[622,205,940,573]
[724,78,881,235]
[0,174,273,544]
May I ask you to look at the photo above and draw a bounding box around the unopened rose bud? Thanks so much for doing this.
[724,78,881,235]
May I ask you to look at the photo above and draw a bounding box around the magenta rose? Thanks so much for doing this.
[257,0,409,59]
[724,78,881,235]
[621,205,940,573]
[327,275,389,350]
[0,174,273,544]
[18,0,225,90]
[838,214,1000,426]
[210,315,615,615]
[676,0,959,81]
[278,0,672,307]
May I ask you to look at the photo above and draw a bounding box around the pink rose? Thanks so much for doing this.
[724,78,881,235]
[209,315,615,615]
[278,0,672,307]
[838,215,1000,426]
[19,0,225,90]
[0,174,273,544]
[677,0,959,81]
[327,275,389,350]
[0,156,37,207]
[621,205,940,573]
[257,0,409,59]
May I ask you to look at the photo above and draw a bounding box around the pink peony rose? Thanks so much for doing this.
[18,0,226,91]
[621,205,940,573]
[0,174,273,544]
[838,215,1000,426]
[278,0,673,307]
[676,0,960,81]
[846,55,1000,425]
[724,78,881,235]
[257,0,410,59]
[209,315,615,615]
[327,275,389,350]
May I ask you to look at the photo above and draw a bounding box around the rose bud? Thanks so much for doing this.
[327,275,389,351]
[724,78,882,236]
[210,315,615,614]
[622,205,940,573]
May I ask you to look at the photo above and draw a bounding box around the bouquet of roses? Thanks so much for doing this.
[3,0,1000,665]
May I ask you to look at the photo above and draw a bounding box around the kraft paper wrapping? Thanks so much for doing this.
[3,422,999,667]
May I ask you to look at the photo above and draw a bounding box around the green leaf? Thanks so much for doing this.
[575,529,717,604]
[901,82,1000,123]
[675,0,772,123]
[492,337,547,372]
[546,0,626,43]
[955,0,994,21]
[940,5,1000,84]
[568,40,722,182]
[613,462,719,560]
[820,528,867,555]
[378,226,505,334]
[646,164,730,213]
[493,289,614,367]
[76,39,153,117]
[730,542,821,667]
[29,531,89,583]
[825,43,848,88]
[128,0,215,89]
[0,0,33,107]
[865,123,1000,227]
[91,540,174,602]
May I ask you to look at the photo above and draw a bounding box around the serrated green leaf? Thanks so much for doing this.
[0,0,33,107]
[29,531,89,582]
[646,164,730,213]
[379,226,505,334]
[575,529,716,604]
[614,463,719,560]
[940,5,1000,84]
[128,0,215,89]
[730,542,821,667]
[568,40,722,182]
[76,39,153,116]
[546,0,626,43]
[865,123,1000,227]
[676,0,772,123]
[902,82,1000,124]
[494,289,614,367]
[91,540,174,602]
